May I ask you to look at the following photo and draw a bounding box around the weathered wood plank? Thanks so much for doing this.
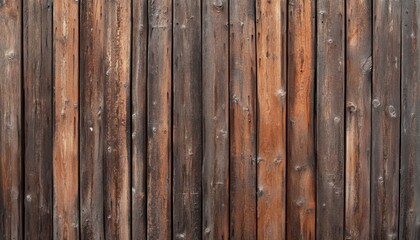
[103,0,131,238]
[53,0,79,238]
[202,0,229,238]
[147,0,172,237]
[132,0,148,237]
[371,0,401,238]
[256,0,286,237]
[79,0,105,238]
[0,0,22,238]
[400,0,420,238]
[229,0,257,237]
[316,0,345,239]
[172,0,202,238]
[287,0,315,238]
[345,0,372,239]
[23,0,53,239]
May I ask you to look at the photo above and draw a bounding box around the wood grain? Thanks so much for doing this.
[147,0,172,237]
[400,0,420,238]
[287,0,316,239]
[79,0,105,238]
[0,0,22,239]
[371,0,401,238]
[103,0,132,238]
[53,0,79,238]
[202,0,230,238]
[132,0,148,237]
[229,0,257,238]
[345,0,372,239]
[23,0,53,239]
[256,0,286,238]
[172,0,202,238]
[316,0,345,239]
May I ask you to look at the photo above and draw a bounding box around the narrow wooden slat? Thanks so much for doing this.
[103,0,131,238]
[147,0,172,237]
[229,0,257,237]
[371,0,401,238]
[345,0,372,238]
[400,0,420,238]
[132,0,148,237]
[256,0,286,237]
[0,0,22,238]
[316,0,345,238]
[202,0,229,238]
[287,0,315,238]
[79,0,105,238]
[172,0,202,238]
[23,0,53,238]
[53,0,79,238]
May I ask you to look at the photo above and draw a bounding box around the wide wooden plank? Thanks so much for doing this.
[316,0,345,239]
[371,0,401,238]
[53,0,79,238]
[79,0,105,238]
[400,0,420,239]
[287,0,315,239]
[103,0,131,238]
[147,0,172,237]
[0,0,22,238]
[229,0,257,237]
[132,0,148,238]
[172,0,202,238]
[345,0,372,239]
[256,0,286,237]
[23,0,53,238]
[202,0,229,238]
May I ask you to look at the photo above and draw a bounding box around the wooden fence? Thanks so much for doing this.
[0,0,419,239]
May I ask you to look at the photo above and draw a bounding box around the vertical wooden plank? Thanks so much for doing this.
[287,0,315,239]
[79,0,104,238]
[172,0,202,238]
[229,0,257,237]
[103,0,131,238]
[400,0,420,238]
[202,0,229,238]
[371,0,401,238]
[316,0,345,239]
[256,0,286,237]
[132,0,148,238]
[0,0,22,238]
[147,0,172,237]
[53,0,79,238]
[345,0,372,239]
[23,0,53,238]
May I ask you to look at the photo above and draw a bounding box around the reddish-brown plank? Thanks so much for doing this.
[256,0,286,237]
[287,0,316,239]
[53,0,79,238]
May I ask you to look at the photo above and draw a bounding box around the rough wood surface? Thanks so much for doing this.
[316,0,345,239]
[287,0,316,239]
[0,0,22,239]
[53,0,79,238]
[79,0,105,238]
[371,0,401,238]
[202,0,230,238]
[345,0,372,239]
[400,0,420,238]
[147,0,172,237]
[256,0,286,238]
[172,0,202,238]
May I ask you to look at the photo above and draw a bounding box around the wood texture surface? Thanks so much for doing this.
[0,0,22,239]
[345,0,372,239]
[371,0,401,238]
[316,0,345,239]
